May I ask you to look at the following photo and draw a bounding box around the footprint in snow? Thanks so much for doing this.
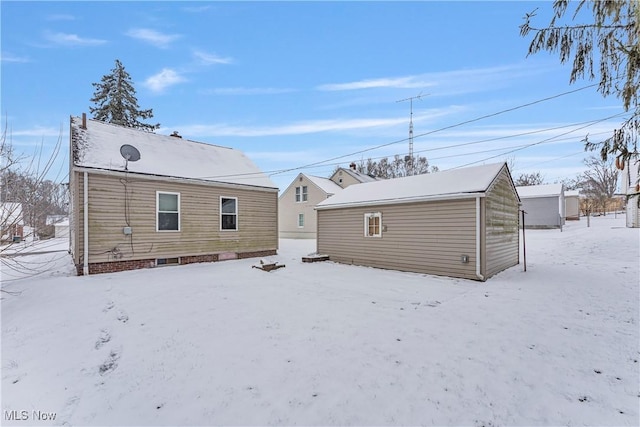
[95,329,112,349]
[99,349,121,375]
[117,311,129,323]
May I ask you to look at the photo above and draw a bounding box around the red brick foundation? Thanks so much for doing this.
[76,249,277,276]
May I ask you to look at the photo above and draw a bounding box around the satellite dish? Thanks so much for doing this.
[120,144,141,161]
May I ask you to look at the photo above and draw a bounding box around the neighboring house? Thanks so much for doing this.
[54,218,70,238]
[278,163,378,239]
[564,190,580,221]
[516,183,565,229]
[315,162,520,281]
[621,159,640,228]
[1,202,24,243]
[279,173,343,239]
[69,114,278,275]
[330,163,378,188]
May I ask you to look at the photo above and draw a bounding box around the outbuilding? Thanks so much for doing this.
[621,159,639,228]
[564,190,580,221]
[315,162,520,281]
[516,183,565,229]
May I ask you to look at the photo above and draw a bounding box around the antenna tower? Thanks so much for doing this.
[396,92,427,176]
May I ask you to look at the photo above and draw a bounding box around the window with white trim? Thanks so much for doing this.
[220,197,238,231]
[364,212,382,237]
[298,213,304,228]
[295,186,308,202]
[157,192,180,231]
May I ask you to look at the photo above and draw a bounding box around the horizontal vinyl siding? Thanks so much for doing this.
[77,172,277,264]
[278,176,328,239]
[484,169,520,278]
[318,199,478,280]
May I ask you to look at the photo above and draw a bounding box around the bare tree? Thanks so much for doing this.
[514,172,545,186]
[579,156,619,215]
[1,122,68,246]
[356,155,437,179]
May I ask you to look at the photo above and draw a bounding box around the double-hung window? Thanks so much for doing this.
[298,213,304,228]
[364,212,382,237]
[295,186,308,202]
[157,192,180,231]
[220,197,238,231]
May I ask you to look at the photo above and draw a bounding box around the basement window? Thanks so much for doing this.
[156,257,179,266]
[364,212,382,237]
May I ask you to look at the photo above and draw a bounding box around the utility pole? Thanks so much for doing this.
[396,92,427,176]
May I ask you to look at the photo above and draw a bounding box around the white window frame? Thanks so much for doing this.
[298,213,304,228]
[295,185,308,202]
[364,212,382,237]
[220,196,238,231]
[156,191,180,232]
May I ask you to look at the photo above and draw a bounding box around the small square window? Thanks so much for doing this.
[295,186,308,202]
[364,212,382,237]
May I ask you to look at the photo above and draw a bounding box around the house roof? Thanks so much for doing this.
[340,167,379,183]
[565,190,580,197]
[316,162,511,210]
[306,175,343,195]
[71,116,277,189]
[1,203,23,226]
[516,183,564,199]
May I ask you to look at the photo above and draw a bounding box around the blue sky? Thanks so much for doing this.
[1,1,627,191]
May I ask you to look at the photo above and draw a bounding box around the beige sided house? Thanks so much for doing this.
[69,115,278,275]
[278,163,378,239]
[315,162,520,281]
[279,174,343,239]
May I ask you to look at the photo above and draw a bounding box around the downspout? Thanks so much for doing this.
[83,171,89,275]
[476,196,484,281]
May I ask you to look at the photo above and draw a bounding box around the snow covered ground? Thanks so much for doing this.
[1,215,638,426]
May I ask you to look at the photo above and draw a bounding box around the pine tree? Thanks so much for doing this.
[89,59,160,132]
[520,0,638,165]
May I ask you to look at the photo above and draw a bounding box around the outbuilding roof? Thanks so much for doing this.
[71,116,277,189]
[316,162,512,210]
[516,183,564,199]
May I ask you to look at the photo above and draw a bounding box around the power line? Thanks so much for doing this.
[191,82,611,181]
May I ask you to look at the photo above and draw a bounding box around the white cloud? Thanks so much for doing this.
[316,64,548,95]
[202,87,296,95]
[318,76,433,91]
[46,14,75,21]
[182,5,212,13]
[1,53,30,63]
[192,50,233,65]
[175,116,408,137]
[44,31,107,46]
[126,28,181,48]
[144,68,187,93]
